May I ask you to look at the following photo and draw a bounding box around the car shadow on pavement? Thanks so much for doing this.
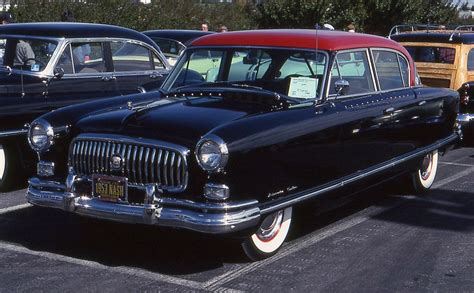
[0,185,472,277]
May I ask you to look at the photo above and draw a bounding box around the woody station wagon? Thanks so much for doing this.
[390,24,474,140]
[26,29,459,260]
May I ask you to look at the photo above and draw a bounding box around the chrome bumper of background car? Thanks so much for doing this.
[457,113,474,125]
[26,177,261,234]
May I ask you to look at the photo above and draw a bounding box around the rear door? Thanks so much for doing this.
[109,40,168,94]
[46,41,119,109]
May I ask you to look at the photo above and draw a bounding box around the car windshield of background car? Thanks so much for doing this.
[164,48,327,101]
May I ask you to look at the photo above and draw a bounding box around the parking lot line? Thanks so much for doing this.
[433,166,474,189]
[439,162,474,167]
[0,241,205,290]
[203,164,474,291]
[203,202,402,291]
[0,203,31,215]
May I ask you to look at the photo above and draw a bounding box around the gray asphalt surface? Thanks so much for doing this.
[0,147,473,292]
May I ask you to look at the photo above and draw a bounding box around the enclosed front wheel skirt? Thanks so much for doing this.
[241,207,292,261]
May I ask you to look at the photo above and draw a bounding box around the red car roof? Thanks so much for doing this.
[191,29,403,51]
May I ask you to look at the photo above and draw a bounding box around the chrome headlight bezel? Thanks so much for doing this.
[28,119,54,153]
[195,134,228,172]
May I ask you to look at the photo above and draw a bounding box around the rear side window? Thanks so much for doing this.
[71,42,105,74]
[468,49,474,71]
[373,50,408,90]
[405,46,455,64]
[330,50,375,96]
[111,41,153,72]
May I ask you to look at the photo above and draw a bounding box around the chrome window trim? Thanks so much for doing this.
[326,48,378,100]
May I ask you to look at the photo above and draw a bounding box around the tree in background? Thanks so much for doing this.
[254,0,461,34]
[5,0,466,35]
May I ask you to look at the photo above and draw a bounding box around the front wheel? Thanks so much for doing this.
[0,143,20,192]
[241,207,292,261]
[410,150,438,193]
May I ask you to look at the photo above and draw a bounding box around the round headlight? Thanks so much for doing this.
[28,119,54,152]
[195,135,228,172]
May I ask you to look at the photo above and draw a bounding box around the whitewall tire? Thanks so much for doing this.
[0,144,5,183]
[411,150,438,193]
[241,207,292,261]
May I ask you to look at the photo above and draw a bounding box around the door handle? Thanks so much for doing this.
[101,75,116,82]
[150,72,163,79]
[418,100,427,106]
[383,107,395,114]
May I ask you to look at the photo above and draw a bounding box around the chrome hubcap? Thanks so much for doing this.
[420,153,433,181]
[256,210,284,242]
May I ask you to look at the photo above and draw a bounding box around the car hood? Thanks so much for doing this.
[75,95,270,149]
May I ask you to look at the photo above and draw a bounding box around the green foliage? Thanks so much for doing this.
[8,0,256,32]
[4,0,466,35]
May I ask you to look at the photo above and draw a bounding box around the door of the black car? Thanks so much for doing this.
[46,41,119,109]
[371,49,421,157]
[110,40,168,94]
[329,49,394,176]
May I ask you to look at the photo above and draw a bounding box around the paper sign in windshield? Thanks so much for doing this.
[288,77,318,99]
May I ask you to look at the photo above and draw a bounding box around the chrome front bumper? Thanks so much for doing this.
[26,176,261,234]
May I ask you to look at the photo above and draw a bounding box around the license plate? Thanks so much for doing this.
[92,175,127,202]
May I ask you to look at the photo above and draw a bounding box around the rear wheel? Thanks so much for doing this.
[241,207,292,261]
[410,150,438,193]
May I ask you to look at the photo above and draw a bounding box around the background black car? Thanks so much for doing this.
[0,22,171,190]
[142,29,214,66]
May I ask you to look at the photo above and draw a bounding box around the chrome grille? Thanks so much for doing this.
[69,134,189,192]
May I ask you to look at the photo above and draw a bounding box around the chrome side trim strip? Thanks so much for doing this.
[260,133,459,215]
[0,129,28,138]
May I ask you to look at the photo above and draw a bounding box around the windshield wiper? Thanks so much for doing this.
[172,81,308,104]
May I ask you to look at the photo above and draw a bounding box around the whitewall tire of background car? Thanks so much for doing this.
[241,207,292,261]
[0,144,5,184]
[411,150,438,193]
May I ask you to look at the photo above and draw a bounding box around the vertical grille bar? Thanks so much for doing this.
[163,150,169,187]
[156,149,162,186]
[144,147,150,183]
[169,152,175,187]
[150,148,156,183]
[138,146,144,184]
[131,145,138,182]
[120,144,127,176]
[176,156,182,187]
[126,144,132,179]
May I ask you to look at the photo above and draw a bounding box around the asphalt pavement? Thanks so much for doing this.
[0,147,473,292]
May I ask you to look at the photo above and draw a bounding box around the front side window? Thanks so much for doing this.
[7,38,57,72]
[330,50,374,96]
[373,50,407,90]
[405,46,455,64]
[163,47,327,101]
[111,41,153,72]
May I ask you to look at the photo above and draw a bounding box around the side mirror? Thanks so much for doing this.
[334,79,350,96]
[53,67,64,79]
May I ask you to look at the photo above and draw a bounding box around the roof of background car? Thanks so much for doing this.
[0,22,159,47]
[142,30,215,45]
[390,32,474,44]
[190,29,405,51]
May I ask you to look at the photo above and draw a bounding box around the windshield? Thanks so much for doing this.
[1,37,58,72]
[162,47,328,101]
